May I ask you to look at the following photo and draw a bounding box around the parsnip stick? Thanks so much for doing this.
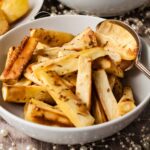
[118,86,136,116]
[93,70,119,120]
[62,27,97,50]
[30,28,74,47]
[93,58,111,70]
[34,69,94,127]
[31,47,121,76]
[76,56,92,110]
[24,66,75,91]
[0,37,38,81]
[24,99,73,127]
[92,94,107,124]
[24,67,75,92]
[2,84,54,104]
[93,58,124,78]
[24,114,68,127]
[96,20,138,60]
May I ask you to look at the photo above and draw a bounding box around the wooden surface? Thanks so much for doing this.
[0,0,150,149]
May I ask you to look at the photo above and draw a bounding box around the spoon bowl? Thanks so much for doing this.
[96,19,150,78]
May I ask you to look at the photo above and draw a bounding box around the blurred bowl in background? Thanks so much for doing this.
[58,0,148,16]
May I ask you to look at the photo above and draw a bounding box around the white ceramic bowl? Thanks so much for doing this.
[0,15,150,144]
[58,0,148,16]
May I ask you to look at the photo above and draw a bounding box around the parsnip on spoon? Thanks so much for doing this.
[96,19,150,78]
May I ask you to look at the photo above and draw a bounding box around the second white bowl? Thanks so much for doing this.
[58,0,148,16]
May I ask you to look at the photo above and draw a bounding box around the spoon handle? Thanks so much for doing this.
[135,61,150,79]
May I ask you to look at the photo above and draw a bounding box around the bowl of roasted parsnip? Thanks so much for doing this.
[0,15,149,144]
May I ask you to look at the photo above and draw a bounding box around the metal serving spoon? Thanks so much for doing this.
[96,19,150,79]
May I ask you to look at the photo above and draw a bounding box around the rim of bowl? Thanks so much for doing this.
[0,15,150,132]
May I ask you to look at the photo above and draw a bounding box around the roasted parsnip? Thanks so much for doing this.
[62,27,97,50]
[25,99,73,127]
[93,58,124,78]
[2,84,54,104]
[92,93,107,124]
[96,20,138,60]
[0,37,38,81]
[34,69,95,127]
[30,28,74,47]
[118,86,136,116]
[93,70,119,120]
[31,47,121,76]
[76,56,92,110]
